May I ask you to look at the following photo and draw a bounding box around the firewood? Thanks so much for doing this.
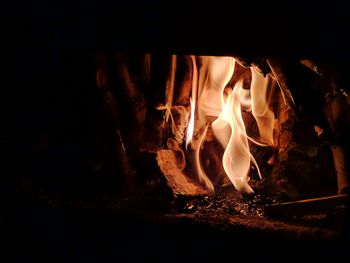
[156,149,210,196]
[330,145,349,194]
[324,89,350,194]
[142,53,151,84]
[265,194,348,217]
[156,55,182,141]
[95,52,135,192]
[266,58,349,197]
[114,53,147,144]
[266,58,333,137]
[265,58,297,109]
[165,55,177,108]
[235,57,271,77]
[174,56,192,106]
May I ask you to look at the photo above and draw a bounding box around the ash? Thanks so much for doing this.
[176,186,279,218]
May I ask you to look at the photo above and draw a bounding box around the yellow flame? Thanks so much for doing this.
[250,67,276,146]
[194,123,214,191]
[198,56,235,120]
[185,56,276,193]
[213,80,255,193]
[186,56,198,148]
[192,56,235,191]
[186,97,195,148]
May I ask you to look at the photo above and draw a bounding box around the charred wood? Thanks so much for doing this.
[323,71,350,194]
[96,52,135,193]
[265,194,348,217]
[265,58,349,197]
[266,58,327,126]
[114,53,147,144]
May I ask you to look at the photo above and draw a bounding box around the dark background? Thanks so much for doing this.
[2,1,350,261]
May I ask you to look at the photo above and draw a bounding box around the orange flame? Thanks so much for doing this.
[250,66,276,146]
[213,80,258,193]
[184,56,275,193]
[192,56,235,191]
[186,56,198,148]
[198,56,235,121]
[194,123,214,191]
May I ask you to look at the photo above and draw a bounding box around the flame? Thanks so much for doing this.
[250,66,276,146]
[213,80,256,193]
[192,56,234,191]
[186,97,195,148]
[184,56,276,193]
[186,56,198,148]
[194,123,214,191]
[198,56,235,121]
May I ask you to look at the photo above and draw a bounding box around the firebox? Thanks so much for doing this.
[99,53,345,191]
[6,1,350,261]
[95,50,349,226]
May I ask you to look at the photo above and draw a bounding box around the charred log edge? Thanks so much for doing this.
[265,194,348,217]
[95,52,136,192]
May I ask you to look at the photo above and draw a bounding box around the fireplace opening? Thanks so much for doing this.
[92,52,349,254]
[6,3,350,260]
[95,52,349,196]
[11,50,349,261]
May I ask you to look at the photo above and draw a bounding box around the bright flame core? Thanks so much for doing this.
[186,97,195,148]
[185,56,198,148]
[195,124,214,191]
[184,56,275,193]
[198,56,235,122]
[213,80,254,193]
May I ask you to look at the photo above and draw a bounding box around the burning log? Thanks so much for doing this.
[155,55,232,194]
[156,55,189,144]
[297,60,350,195]
[100,52,346,199]
[156,147,210,196]
[155,55,204,195]
[267,58,350,196]
[155,56,296,195]
[174,56,193,107]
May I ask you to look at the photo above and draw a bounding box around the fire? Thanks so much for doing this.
[198,56,235,122]
[213,80,257,193]
[250,66,276,146]
[188,56,276,193]
[186,56,198,148]
[194,123,214,191]
[161,55,275,193]
[186,97,195,148]
[194,56,235,191]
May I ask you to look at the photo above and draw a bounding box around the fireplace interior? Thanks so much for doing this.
[4,2,350,261]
